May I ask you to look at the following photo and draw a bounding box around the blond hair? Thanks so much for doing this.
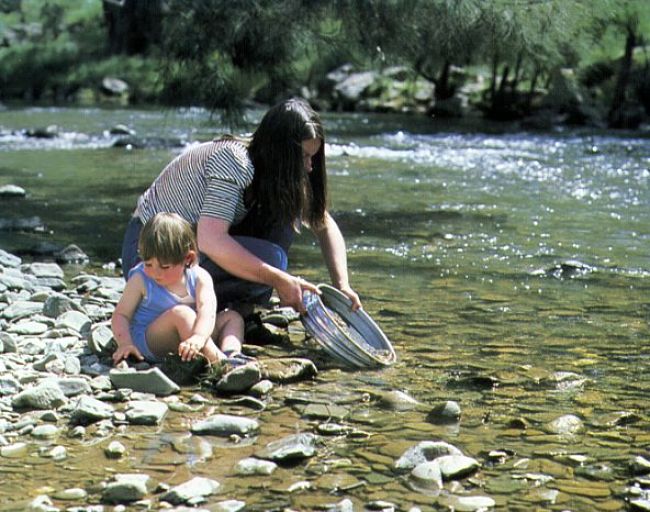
[138,212,197,265]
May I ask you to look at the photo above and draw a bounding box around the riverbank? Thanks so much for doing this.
[2,248,650,511]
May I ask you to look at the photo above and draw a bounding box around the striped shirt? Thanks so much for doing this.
[135,139,254,226]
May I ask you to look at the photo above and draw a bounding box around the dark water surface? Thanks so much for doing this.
[1,106,650,510]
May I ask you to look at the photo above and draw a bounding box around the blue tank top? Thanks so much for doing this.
[129,262,198,335]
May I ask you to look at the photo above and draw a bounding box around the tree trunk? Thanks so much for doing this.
[608,25,637,127]
[102,0,163,55]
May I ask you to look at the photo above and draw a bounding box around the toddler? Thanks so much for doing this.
[112,212,247,366]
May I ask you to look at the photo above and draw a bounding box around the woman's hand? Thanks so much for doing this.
[339,284,362,311]
[112,343,144,365]
[275,273,319,314]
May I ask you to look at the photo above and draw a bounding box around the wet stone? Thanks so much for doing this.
[394,441,463,471]
[125,400,168,425]
[547,414,584,435]
[69,395,114,425]
[426,400,462,424]
[110,367,180,396]
[160,476,221,506]
[235,457,278,476]
[256,433,319,463]
[102,473,153,505]
[302,403,349,421]
[191,414,259,437]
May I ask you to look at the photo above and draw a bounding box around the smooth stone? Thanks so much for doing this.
[52,488,88,501]
[439,495,496,511]
[125,400,168,425]
[249,379,273,397]
[426,400,461,424]
[31,424,59,439]
[394,441,463,471]
[2,300,43,320]
[547,414,584,435]
[0,249,22,267]
[7,320,49,335]
[411,461,443,489]
[213,500,246,512]
[102,474,152,504]
[214,363,261,392]
[12,382,68,411]
[55,311,91,336]
[160,476,221,505]
[234,457,278,476]
[191,414,259,437]
[70,395,115,425]
[255,433,318,462]
[110,367,180,396]
[0,442,28,458]
[22,262,64,279]
[436,454,481,480]
[105,440,126,459]
[632,456,650,475]
[302,403,349,421]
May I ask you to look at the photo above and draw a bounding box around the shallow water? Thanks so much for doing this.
[1,106,649,510]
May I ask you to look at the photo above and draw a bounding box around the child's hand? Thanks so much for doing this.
[113,343,144,365]
[178,335,206,362]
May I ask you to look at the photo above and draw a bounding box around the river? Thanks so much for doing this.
[1,106,650,510]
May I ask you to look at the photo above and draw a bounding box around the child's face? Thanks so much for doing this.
[142,258,185,287]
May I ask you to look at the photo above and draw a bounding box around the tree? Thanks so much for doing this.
[157,0,327,117]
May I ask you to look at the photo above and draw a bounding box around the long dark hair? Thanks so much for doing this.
[245,98,327,233]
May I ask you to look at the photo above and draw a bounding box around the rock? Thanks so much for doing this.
[105,440,126,459]
[0,184,26,197]
[101,473,152,504]
[69,395,114,425]
[190,414,259,437]
[255,433,319,463]
[0,249,21,267]
[261,357,318,383]
[411,461,443,490]
[110,367,180,396]
[436,454,481,479]
[55,244,89,265]
[160,476,221,506]
[631,456,650,475]
[302,403,349,421]
[12,382,68,411]
[439,495,496,511]
[88,323,116,356]
[547,414,584,435]
[394,441,463,471]
[234,457,278,476]
[375,389,422,411]
[101,77,129,96]
[426,400,462,424]
[42,293,83,318]
[213,363,261,393]
[55,311,91,337]
[125,400,168,425]
[22,262,64,279]
[2,300,43,320]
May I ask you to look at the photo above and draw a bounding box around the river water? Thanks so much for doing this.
[1,106,650,510]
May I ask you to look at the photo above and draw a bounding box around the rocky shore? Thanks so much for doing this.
[2,248,650,511]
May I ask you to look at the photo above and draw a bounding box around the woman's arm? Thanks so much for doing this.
[197,216,318,313]
[312,211,362,310]
[178,266,217,361]
[111,274,145,364]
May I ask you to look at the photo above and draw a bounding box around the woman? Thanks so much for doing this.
[121,98,361,315]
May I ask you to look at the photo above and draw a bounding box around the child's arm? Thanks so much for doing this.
[178,267,217,361]
[111,274,146,365]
